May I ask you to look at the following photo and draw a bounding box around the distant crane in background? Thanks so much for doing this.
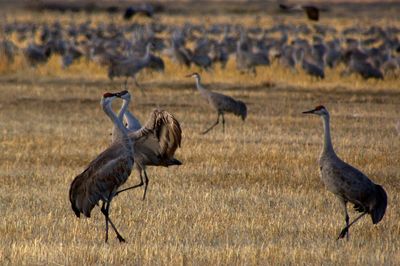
[187,72,247,134]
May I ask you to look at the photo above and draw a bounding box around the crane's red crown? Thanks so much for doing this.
[315,105,326,110]
[103,92,115,98]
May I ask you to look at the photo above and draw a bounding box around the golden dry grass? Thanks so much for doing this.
[0,10,400,266]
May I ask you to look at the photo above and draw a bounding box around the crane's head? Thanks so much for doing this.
[185,72,200,79]
[115,90,131,100]
[101,92,117,107]
[302,105,329,116]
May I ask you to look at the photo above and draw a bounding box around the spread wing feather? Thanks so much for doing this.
[129,109,182,166]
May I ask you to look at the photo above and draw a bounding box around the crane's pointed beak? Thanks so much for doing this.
[115,90,129,98]
[302,109,316,114]
[185,74,192,78]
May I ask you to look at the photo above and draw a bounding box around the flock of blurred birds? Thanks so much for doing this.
[1,2,400,82]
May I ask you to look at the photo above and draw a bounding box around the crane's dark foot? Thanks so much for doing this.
[117,235,126,243]
[337,228,348,240]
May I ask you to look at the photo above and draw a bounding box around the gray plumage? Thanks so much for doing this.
[171,37,191,67]
[108,43,153,91]
[303,105,387,240]
[0,39,18,63]
[295,48,325,79]
[125,110,142,132]
[69,92,134,243]
[147,54,165,72]
[236,38,269,74]
[343,50,383,80]
[187,72,247,134]
[24,43,52,66]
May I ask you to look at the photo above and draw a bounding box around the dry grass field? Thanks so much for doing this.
[1,6,400,265]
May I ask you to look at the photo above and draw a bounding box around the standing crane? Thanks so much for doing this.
[69,92,134,243]
[111,90,182,200]
[108,42,153,93]
[303,105,387,240]
[186,72,247,134]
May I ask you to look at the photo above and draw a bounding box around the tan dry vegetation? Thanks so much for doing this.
[0,74,399,265]
[0,10,400,266]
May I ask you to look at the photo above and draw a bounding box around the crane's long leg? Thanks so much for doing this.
[133,76,146,96]
[101,201,109,243]
[124,77,128,89]
[115,169,144,196]
[101,199,126,243]
[142,168,150,201]
[339,200,350,240]
[221,113,225,133]
[202,113,220,134]
[337,212,367,240]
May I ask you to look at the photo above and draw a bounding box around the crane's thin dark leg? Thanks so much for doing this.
[252,67,257,76]
[133,76,145,95]
[202,113,220,134]
[142,169,150,201]
[124,77,128,89]
[101,201,109,243]
[101,199,126,243]
[337,212,367,240]
[221,113,225,133]
[339,200,350,240]
[115,170,144,196]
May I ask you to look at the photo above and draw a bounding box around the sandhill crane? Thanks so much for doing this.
[295,48,325,79]
[108,42,153,92]
[236,36,270,75]
[171,37,191,68]
[342,50,384,80]
[0,39,18,63]
[187,73,247,134]
[24,43,52,66]
[111,90,182,200]
[69,92,134,243]
[303,105,387,240]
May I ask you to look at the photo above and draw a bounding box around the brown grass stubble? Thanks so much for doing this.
[0,10,399,265]
[0,69,399,265]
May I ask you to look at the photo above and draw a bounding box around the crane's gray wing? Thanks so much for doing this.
[210,92,247,119]
[329,161,375,207]
[69,143,132,218]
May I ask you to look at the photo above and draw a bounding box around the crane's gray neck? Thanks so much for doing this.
[194,76,203,89]
[112,97,131,142]
[321,114,335,156]
[117,98,130,122]
[143,44,151,61]
[124,110,142,131]
[104,101,133,152]
[194,76,208,98]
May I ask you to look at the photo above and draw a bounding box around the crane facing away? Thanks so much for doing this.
[186,72,247,134]
[111,90,182,200]
[303,105,387,240]
[69,92,134,243]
